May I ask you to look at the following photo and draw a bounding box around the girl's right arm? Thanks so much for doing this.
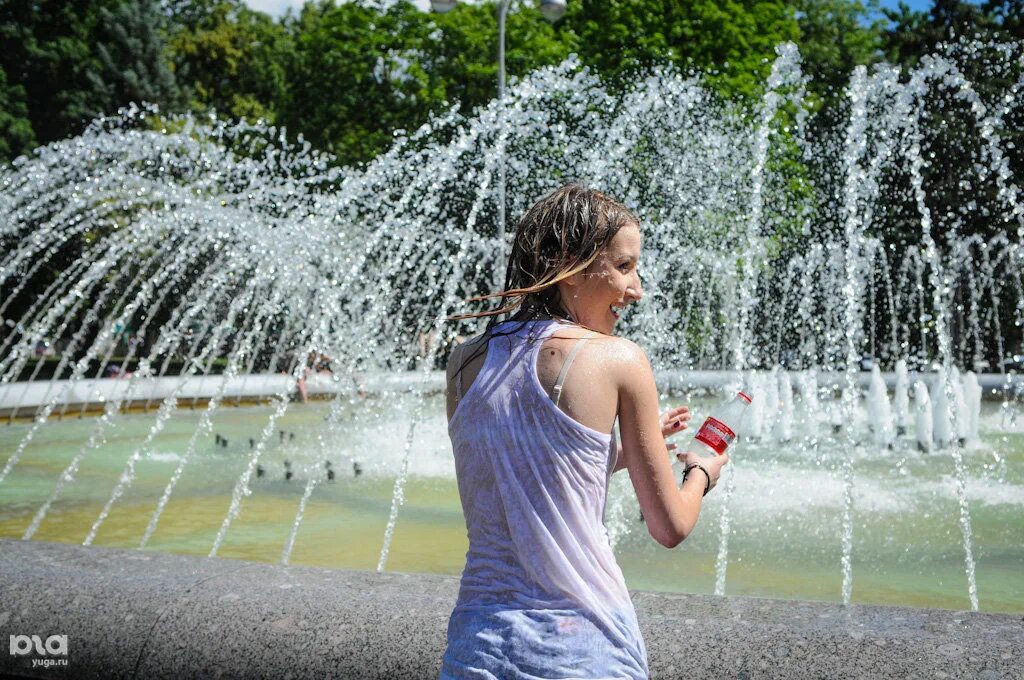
[445,341,466,421]
[612,338,728,548]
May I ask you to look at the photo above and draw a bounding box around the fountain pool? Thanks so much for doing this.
[2,391,1021,613]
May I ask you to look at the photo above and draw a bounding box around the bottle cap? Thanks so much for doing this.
[738,391,752,404]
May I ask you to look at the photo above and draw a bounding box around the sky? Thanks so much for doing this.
[244,0,953,20]
[880,0,940,10]
[245,0,429,15]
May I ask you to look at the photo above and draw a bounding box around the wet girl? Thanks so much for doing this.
[442,183,728,679]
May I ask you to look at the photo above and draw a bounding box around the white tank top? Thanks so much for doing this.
[441,319,648,679]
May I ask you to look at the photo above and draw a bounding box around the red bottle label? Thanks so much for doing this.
[694,416,736,455]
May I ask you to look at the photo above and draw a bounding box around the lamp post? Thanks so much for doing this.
[431,0,566,292]
[495,0,512,293]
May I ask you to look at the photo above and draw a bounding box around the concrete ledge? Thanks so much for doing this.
[0,372,444,418]
[1,541,1020,679]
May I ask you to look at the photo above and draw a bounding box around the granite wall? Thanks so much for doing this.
[0,540,1020,679]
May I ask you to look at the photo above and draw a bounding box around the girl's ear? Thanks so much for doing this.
[563,269,584,288]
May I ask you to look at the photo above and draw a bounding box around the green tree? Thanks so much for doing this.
[0,0,114,149]
[416,0,572,113]
[279,0,411,164]
[882,0,1000,67]
[86,0,185,115]
[792,0,883,98]
[0,65,35,158]
[562,0,801,99]
[876,0,1023,237]
[278,0,568,166]
[985,0,1024,38]
[167,0,290,122]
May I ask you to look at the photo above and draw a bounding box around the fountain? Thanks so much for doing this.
[1,42,1022,615]
[866,365,895,447]
[913,380,935,452]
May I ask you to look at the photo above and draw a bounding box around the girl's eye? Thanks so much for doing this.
[618,262,631,271]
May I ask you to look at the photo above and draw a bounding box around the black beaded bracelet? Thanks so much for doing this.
[683,463,711,497]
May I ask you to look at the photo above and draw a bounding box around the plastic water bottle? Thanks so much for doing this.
[690,391,752,457]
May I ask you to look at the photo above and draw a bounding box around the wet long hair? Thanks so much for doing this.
[451,181,639,372]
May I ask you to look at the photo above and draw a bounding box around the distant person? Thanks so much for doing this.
[104,364,132,379]
[33,340,54,357]
[440,183,724,679]
[296,351,334,404]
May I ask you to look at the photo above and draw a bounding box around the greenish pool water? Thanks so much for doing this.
[1,395,1021,613]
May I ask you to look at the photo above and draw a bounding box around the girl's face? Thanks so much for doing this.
[559,223,643,334]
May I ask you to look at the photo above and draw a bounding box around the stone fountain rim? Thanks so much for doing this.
[1,368,1020,418]
[0,539,1020,679]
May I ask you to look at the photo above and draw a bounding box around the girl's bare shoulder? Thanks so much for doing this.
[552,331,651,383]
[588,336,654,392]
[590,334,649,367]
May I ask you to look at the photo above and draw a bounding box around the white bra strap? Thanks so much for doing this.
[551,331,597,407]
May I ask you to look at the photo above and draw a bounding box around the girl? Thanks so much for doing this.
[442,183,728,679]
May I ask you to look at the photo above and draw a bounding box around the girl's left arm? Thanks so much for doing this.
[613,405,691,473]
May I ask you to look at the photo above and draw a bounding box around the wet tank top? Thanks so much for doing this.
[441,319,648,679]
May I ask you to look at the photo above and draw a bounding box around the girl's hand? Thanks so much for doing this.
[675,450,729,490]
[659,405,691,452]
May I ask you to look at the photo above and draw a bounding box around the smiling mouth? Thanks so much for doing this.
[610,305,621,320]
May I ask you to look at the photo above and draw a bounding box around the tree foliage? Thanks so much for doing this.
[0,0,183,156]
[0,64,34,158]
[87,0,185,116]
[275,0,572,165]
[1,0,1023,168]
[565,0,801,98]
[793,0,883,98]
[0,0,110,148]
[279,0,439,163]
[881,0,1019,67]
[167,0,289,122]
